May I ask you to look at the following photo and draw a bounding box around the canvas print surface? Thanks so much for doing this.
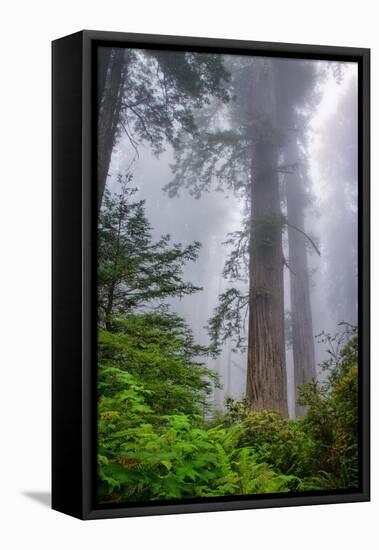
[96,46,359,505]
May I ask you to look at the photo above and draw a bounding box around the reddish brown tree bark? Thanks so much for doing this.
[284,140,316,416]
[246,61,288,417]
[275,59,317,417]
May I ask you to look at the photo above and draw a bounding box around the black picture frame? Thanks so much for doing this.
[52,30,370,520]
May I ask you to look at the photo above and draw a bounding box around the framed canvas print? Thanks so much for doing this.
[52,30,370,519]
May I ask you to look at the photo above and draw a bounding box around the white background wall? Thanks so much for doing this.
[0,1,376,548]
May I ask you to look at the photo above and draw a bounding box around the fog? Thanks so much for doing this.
[104,54,358,416]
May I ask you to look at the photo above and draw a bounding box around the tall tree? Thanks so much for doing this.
[98,174,202,330]
[283,140,317,415]
[97,47,230,209]
[275,60,319,415]
[209,59,321,416]
[166,57,288,416]
[97,174,220,420]
[245,59,287,415]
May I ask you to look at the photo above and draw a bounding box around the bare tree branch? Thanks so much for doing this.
[284,220,321,256]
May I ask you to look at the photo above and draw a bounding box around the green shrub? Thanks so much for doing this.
[298,324,359,488]
[99,312,219,419]
[98,371,297,502]
[98,323,359,502]
[216,401,319,480]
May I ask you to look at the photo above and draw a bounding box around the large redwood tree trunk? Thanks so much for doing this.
[246,60,288,417]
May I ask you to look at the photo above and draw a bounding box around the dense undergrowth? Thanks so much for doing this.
[98,319,358,503]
